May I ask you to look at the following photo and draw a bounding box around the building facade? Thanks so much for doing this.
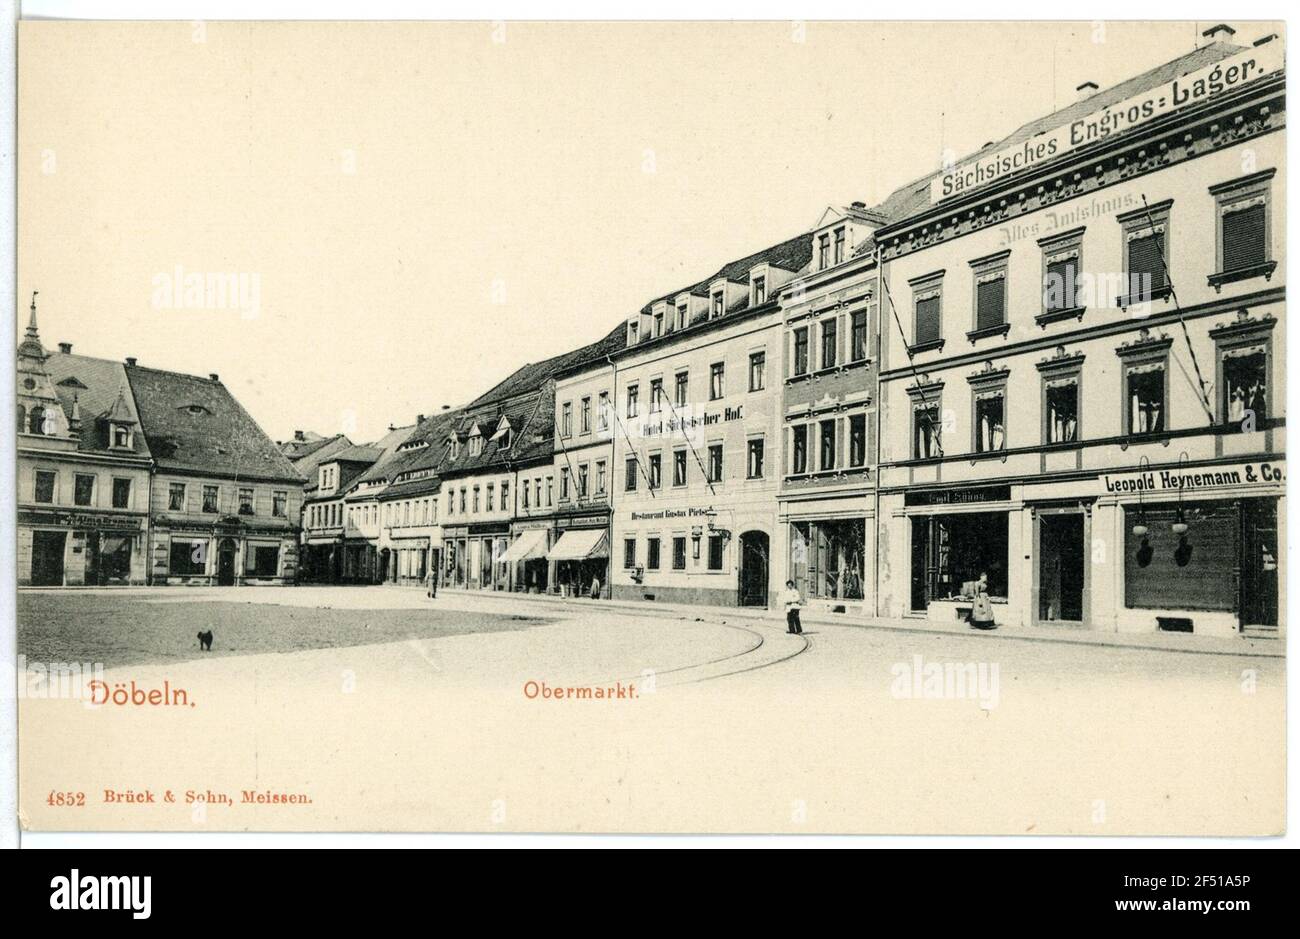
[874,31,1285,638]
[610,233,812,606]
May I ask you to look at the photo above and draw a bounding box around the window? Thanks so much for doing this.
[168,482,186,511]
[1210,170,1275,286]
[595,461,606,494]
[707,534,724,571]
[646,537,661,571]
[912,278,943,347]
[707,443,723,483]
[74,474,94,506]
[35,470,56,504]
[501,480,509,507]
[169,539,206,576]
[469,435,482,456]
[653,310,664,337]
[247,545,279,577]
[1126,363,1165,435]
[851,311,868,361]
[628,321,639,344]
[1222,345,1268,425]
[112,477,132,509]
[623,538,637,569]
[1040,230,1083,316]
[747,438,765,479]
[834,227,846,264]
[748,351,765,392]
[675,304,687,331]
[560,468,571,501]
[673,450,687,487]
[647,454,661,490]
[459,488,466,513]
[752,276,766,305]
[709,362,725,400]
[561,402,572,437]
[793,327,809,376]
[626,384,639,418]
[578,464,590,498]
[792,425,808,474]
[1118,201,1171,304]
[625,457,638,492]
[486,483,495,512]
[522,481,531,509]
[238,488,254,515]
[820,319,837,369]
[273,491,287,517]
[912,400,940,459]
[472,487,480,513]
[597,392,610,431]
[674,371,689,407]
[202,485,219,513]
[818,233,830,270]
[650,378,663,414]
[712,292,724,318]
[672,536,687,570]
[971,253,1009,332]
[112,425,131,449]
[581,397,591,433]
[973,390,1006,452]
[849,414,867,467]
[819,419,836,471]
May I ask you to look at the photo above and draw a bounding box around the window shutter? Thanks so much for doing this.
[1222,203,1266,272]
[915,296,941,343]
[1127,232,1166,290]
[975,277,1006,329]
[1044,259,1077,311]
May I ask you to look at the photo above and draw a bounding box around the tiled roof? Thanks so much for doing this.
[125,363,303,483]
[871,40,1248,231]
[328,444,384,464]
[281,433,343,460]
[640,231,815,314]
[467,320,627,409]
[44,352,151,458]
[348,422,422,489]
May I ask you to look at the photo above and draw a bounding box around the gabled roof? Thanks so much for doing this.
[281,433,346,460]
[467,319,627,408]
[44,352,151,458]
[640,231,815,315]
[124,363,303,483]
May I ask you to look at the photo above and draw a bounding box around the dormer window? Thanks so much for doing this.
[449,435,460,460]
[675,303,688,331]
[752,276,766,305]
[111,424,132,449]
[499,428,512,449]
[629,320,640,344]
[653,309,664,337]
[834,226,846,264]
[818,233,831,270]
[712,292,724,318]
[470,434,483,457]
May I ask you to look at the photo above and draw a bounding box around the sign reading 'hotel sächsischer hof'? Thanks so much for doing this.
[1102,461,1286,494]
[931,42,1285,201]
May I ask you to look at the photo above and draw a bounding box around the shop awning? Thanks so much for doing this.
[547,528,608,561]
[500,529,548,563]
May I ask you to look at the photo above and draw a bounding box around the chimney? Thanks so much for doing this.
[125,357,137,366]
[294,430,305,441]
[57,342,72,354]
[1076,81,1099,102]
[1202,23,1236,44]
[389,424,396,432]
[850,200,866,210]
[209,373,220,382]
[417,414,425,423]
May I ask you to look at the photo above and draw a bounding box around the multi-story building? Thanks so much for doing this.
[16,302,153,586]
[300,443,383,582]
[372,411,461,586]
[777,204,885,615]
[874,27,1285,638]
[610,233,811,607]
[126,360,304,585]
[342,421,418,583]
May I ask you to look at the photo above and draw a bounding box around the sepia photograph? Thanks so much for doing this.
[2,5,1292,886]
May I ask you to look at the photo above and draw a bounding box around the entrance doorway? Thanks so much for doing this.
[1038,512,1085,623]
[216,538,237,586]
[738,530,770,607]
[1240,499,1279,630]
[30,530,66,586]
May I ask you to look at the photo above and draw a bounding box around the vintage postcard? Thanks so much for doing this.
[12,18,1286,835]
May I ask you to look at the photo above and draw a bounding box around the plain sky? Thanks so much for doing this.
[16,20,1254,443]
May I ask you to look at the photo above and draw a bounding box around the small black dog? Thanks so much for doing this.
[197,630,214,652]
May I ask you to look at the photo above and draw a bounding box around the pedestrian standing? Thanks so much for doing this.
[780,579,804,635]
[589,575,602,600]
[427,568,438,600]
[969,572,996,630]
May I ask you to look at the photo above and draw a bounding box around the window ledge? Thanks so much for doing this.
[1119,432,1173,449]
[1035,306,1087,327]
[965,323,1011,344]
[908,338,946,355]
[1116,284,1173,310]
[1207,261,1277,291]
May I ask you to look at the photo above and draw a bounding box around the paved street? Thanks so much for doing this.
[17,586,1285,835]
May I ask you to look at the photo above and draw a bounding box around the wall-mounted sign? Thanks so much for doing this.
[629,506,717,522]
[905,485,1011,507]
[930,43,1284,203]
[1103,461,1285,495]
[638,406,743,438]
[18,509,144,531]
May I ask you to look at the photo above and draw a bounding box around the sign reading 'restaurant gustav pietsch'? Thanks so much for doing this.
[930,42,1284,203]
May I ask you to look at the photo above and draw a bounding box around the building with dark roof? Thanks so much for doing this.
[123,358,305,585]
[16,299,153,585]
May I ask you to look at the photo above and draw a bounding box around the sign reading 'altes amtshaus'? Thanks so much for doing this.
[931,42,1284,202]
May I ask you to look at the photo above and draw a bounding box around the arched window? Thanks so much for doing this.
[113,425,130,448]
[29,406,45,435]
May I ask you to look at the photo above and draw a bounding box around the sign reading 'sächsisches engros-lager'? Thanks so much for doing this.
[930,43,1284,203]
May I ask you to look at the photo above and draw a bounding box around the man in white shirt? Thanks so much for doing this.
[780,579,804,635]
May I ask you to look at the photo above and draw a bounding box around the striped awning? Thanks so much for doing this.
[547,528,608,561]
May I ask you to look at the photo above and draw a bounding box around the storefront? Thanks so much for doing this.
[501,522,551,594]
[781,493,872,614]
[442,523,510,590]
[547,512,610,598]
[390,535,431,586]
[151,516,297,586]
[18,508,147,586]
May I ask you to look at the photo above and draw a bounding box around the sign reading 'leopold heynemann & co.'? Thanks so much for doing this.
[1103,461,1286,494]
[930,42,1284,202]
